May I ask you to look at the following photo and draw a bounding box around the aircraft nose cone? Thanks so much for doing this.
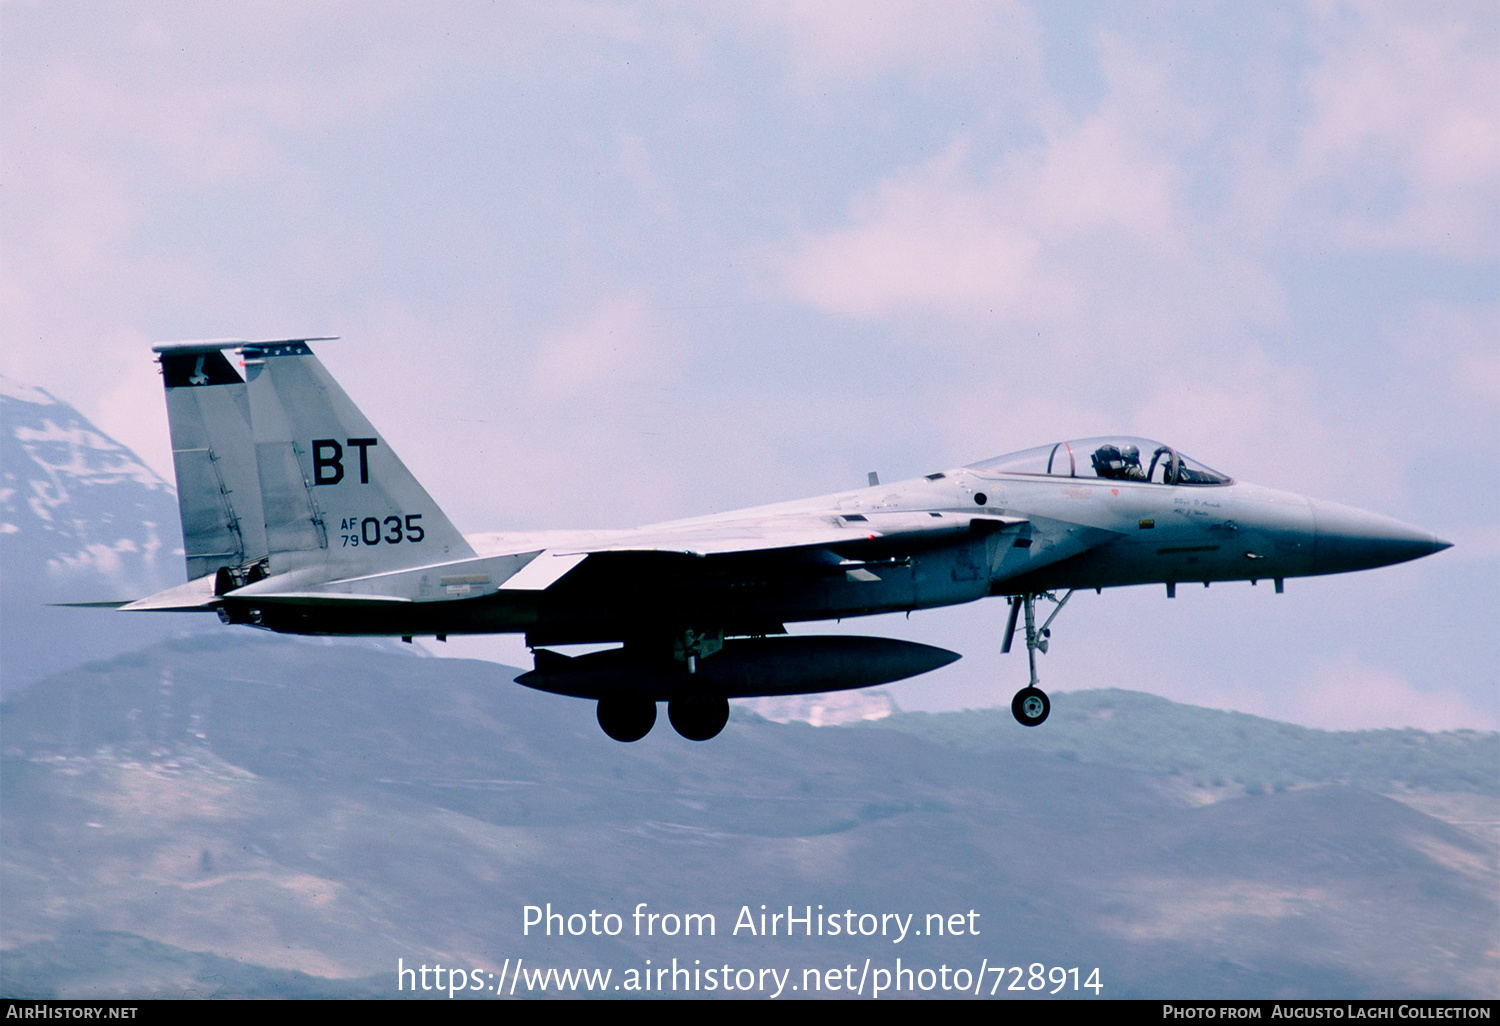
[1310,498,1451,574]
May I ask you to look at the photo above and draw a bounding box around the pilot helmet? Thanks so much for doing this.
[1120,443,1141,467]
[1091,444,1124,474]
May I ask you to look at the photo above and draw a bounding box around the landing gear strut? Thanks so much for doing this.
[667,627,730,740]
[1002,590,1072,727]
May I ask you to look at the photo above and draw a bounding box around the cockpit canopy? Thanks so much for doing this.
[968,437,1232,486]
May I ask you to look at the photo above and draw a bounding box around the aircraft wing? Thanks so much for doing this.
[477,511,1023,559]
[635,512,1022,555]
[117,511,1031,611]
[484,511,1027,590]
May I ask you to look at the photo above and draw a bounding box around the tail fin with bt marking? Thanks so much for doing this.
[155,338,473,590]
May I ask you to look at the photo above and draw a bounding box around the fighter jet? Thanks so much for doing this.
[110,338,1451,742]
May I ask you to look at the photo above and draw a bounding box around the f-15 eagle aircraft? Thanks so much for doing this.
[110,338,1450,742]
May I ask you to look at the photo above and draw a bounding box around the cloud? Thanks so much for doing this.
[720,0,1044,91]
[1389,301,1500,415]
[762,12,1496,518]
[1032,603,1496,735]
[778,140,1057,321]
[776,130,1265,334]
[1125,350,1405,507]
[529,292,674,400]
[771,36,1286,360]
[1295,1,1500,257]
[1291,651,1497,732]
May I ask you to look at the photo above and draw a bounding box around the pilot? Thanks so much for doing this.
[1091,443,1148,481]
[1091,444,1123,479]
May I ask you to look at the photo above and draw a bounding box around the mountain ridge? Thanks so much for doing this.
[2,634,1494,999]
[1,375,194,690]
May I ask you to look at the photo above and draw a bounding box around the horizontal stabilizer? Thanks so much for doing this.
[50,600,135,609]
[498,551,589,590]
[119,573,222,612]
[220,590,411,607]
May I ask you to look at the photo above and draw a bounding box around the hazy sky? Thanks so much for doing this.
[4,1,1496,729]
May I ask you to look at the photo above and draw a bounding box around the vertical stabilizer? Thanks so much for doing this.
[240,340,474,574]
[155,343,269,581]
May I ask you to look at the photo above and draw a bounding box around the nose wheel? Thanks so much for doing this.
[1012,686,1050,727]
[1002,591,1072,727]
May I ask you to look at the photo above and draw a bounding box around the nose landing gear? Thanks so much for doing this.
[1012,686,1049,726]
[1002,590,1072,727]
